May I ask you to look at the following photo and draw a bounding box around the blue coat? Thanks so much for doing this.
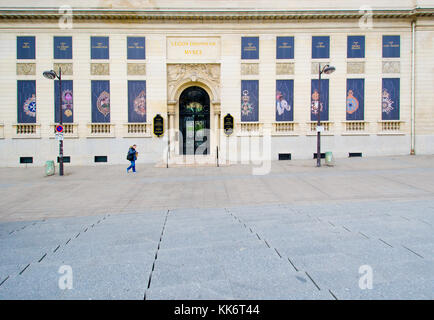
[128,147,137,161]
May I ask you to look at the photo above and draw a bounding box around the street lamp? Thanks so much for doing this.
[43,68,64,176]
[316,64,335,167]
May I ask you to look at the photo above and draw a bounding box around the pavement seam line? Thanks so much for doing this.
[0,214,111,285]
[401,245,424,259]
[0,276,10,287]
[305,272,321,291]
[144,209,170,300]
[226,208,342,298]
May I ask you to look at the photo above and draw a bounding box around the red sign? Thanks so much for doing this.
[56,125,64,133]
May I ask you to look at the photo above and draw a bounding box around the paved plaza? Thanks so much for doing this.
[0,156,433,299]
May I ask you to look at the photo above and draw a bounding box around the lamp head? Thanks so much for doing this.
[43,70,57,80]
[323,65,336,75]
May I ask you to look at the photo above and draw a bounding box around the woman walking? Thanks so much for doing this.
[126,144,138,173]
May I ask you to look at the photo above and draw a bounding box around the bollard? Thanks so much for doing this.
[45,160,55,176]
[325,151,334,166]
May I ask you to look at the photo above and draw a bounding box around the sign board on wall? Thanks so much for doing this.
[167,37,220,60]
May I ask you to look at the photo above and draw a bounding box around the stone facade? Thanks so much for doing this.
[0,0,433,166]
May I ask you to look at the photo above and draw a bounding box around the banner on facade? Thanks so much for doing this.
[17,80,36,123]
[382,78,400,120]
[55,80,73,123]
[17,36,35,59]
[276,36,294,59]
[312,36,329,59]
[311,79,329,121]
[91,80,110,123]
[127,37,146,60]
[383,35,400,58]
[347,36,365,58]
[91,36,109,59]
[241,80,259,122]
[276,80,294,121]
[54,36,72,59]
[346,79,364,120]
[241,37,259,59]
[128,80,146,123]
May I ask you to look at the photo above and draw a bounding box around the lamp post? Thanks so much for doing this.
[43,68,64,176]
[316,64,335,167]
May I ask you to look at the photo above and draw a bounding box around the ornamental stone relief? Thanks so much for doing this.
[276,63,294,75]
[311,62,330,75]
[127,63,146,75]
[241,63,259,75]
[16,63,36,75]
[382,61,400,73]
[91,63,110,75]
[347,62,365,74]
[54,63,73,75]
[167,63,220,102]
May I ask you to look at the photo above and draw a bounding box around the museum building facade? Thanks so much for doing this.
[0,1,433,167]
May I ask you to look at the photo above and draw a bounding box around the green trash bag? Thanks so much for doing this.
[325,152,334,166]
[45,160,55,176]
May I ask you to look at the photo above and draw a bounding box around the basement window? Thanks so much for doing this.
[94,156,108,163]
[20,157,33,164]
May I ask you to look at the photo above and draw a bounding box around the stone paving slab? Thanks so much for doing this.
[1,156,434,299]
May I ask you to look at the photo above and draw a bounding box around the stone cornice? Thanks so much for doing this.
[0,8,433,22]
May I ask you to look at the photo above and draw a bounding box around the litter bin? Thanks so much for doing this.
[325,151,334,166]
[45,160,55,176]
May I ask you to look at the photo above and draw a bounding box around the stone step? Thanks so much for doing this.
[154,155,228,167]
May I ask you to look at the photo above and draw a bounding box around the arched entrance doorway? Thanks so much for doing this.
[179,86,210,155]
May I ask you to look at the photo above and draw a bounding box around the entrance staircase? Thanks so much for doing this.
[155,154,227,168]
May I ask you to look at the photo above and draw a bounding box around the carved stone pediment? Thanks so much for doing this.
[311,62,330,75]
[167,63,220,102]
[127,63,146,75]
[382,61,400,73]
[241,63,259,75]
[54,63,73,75]
[276,63,294,75]
[347,62,365,74]
[16,63,36,75]
[91,63,110,75]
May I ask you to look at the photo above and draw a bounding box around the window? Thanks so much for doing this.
[382,36,400,58]
[347,36,365,58]
[54,36,72,59]
[241,37,259,59]
[127,37,146,60]
[312,36,329,59]
[276,36,294,59]
[17,36,35,59]
[91,36,109,59]
[17,80,36,123]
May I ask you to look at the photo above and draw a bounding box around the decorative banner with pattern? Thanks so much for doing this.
[54,36,72,59]
[91,36,109,59]
[382,36,400,58]
[127,37,146,60]
[17,80,36,123]
[128,81,147,123]
[241,80,259,122]
[346,79,364,120]
[382,78,400,120]
[347,36,365,58]
[311,79,329,121]
[17,36,35,59]
[91,80,110,123]
[54,80,73,123]
[312,36,329,59]
[241,37,259,59]
[276,80,294,121]
[276,37,294,59]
